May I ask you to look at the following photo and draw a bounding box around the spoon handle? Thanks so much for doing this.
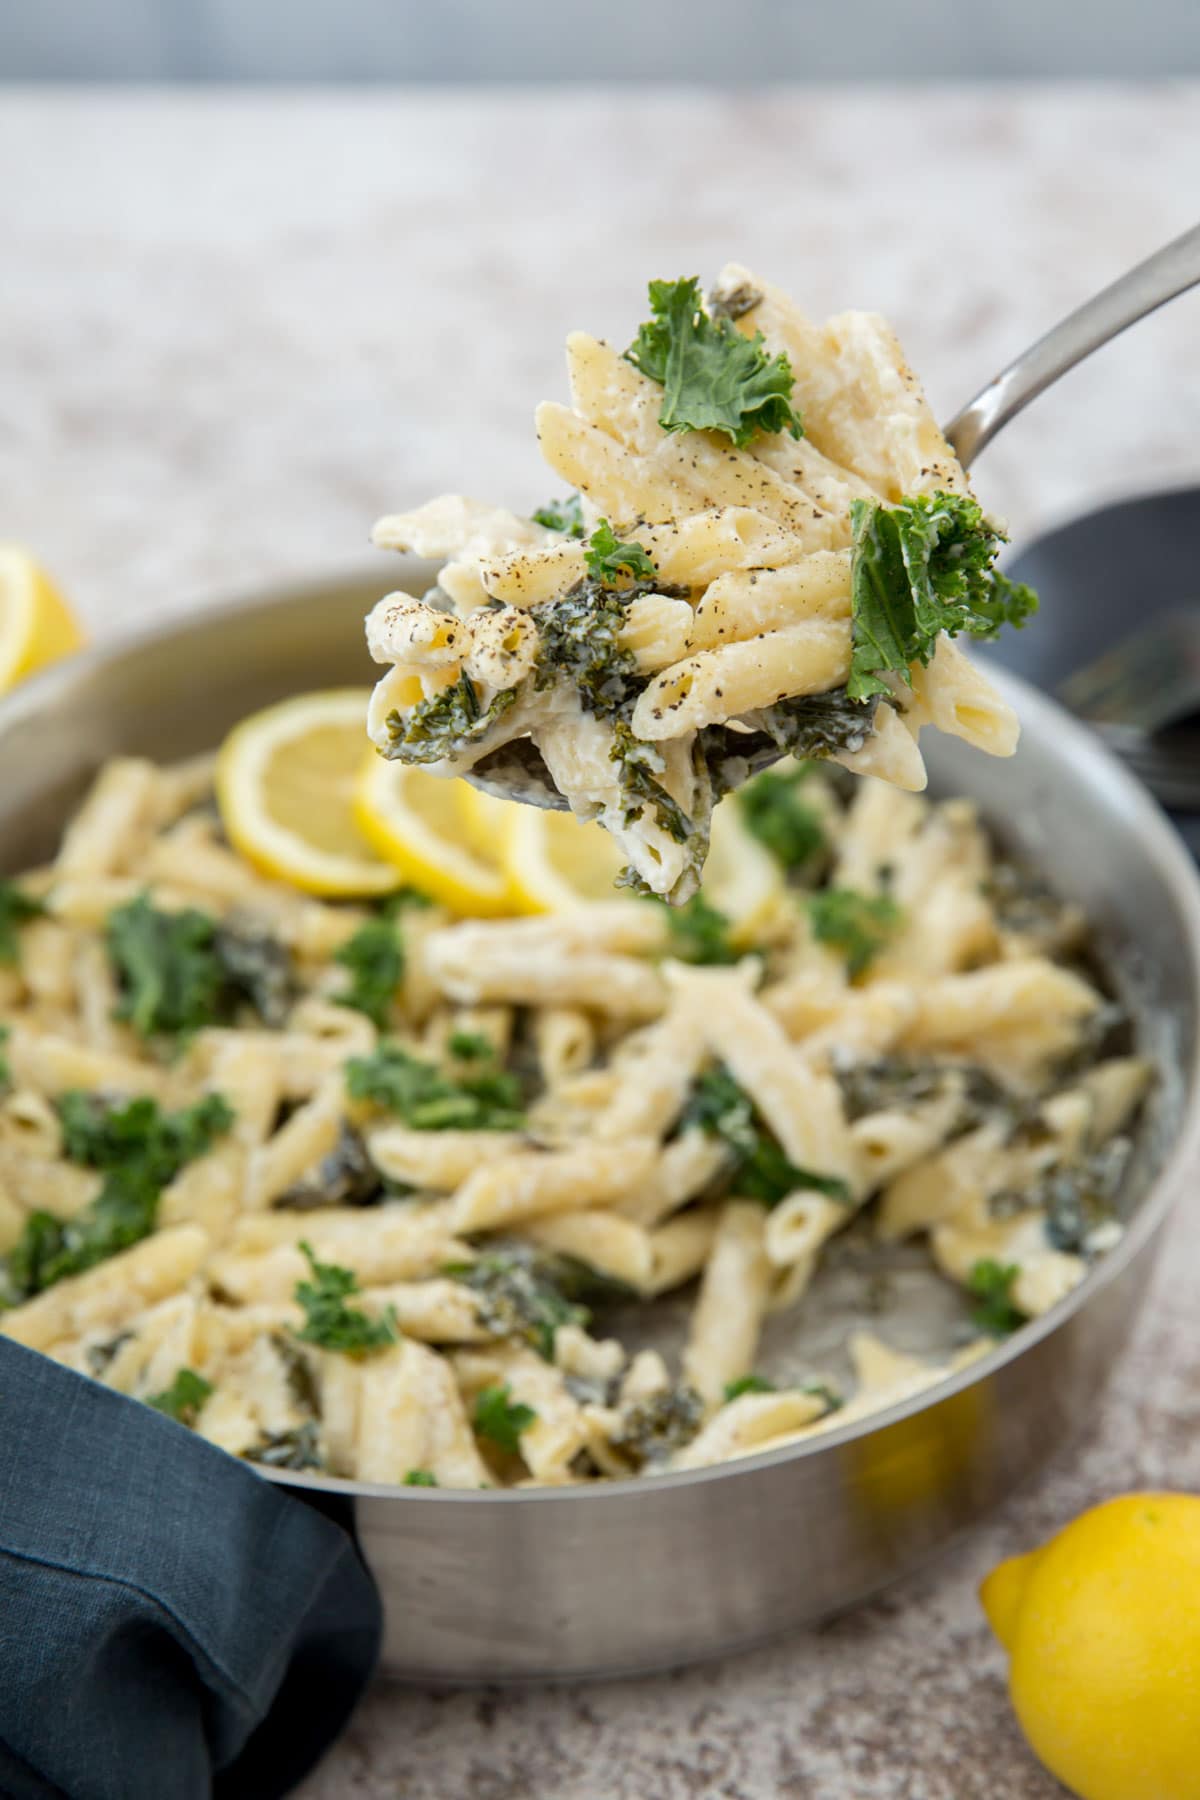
[944,222,1200,468]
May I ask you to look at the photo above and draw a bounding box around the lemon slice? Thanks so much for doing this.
[499,788,784,937]
[216,691,403,897]
[355,753,512,916]
[0,545,85,689]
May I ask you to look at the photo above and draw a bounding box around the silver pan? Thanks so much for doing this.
[4,564,1199,1684]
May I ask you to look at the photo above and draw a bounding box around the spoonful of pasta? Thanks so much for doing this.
[364,226,1200,901]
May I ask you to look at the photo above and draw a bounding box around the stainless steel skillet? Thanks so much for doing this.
[2,564,1198,1683]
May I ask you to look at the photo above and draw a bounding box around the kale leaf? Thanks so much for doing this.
[532,493,586,537]
[533,580,642,717]
[583,520,658,585]
[345,1041,525,1131]
[385,674,517,765]
[212,919,296,1028]
[444,1243,592,1359]
[473,1382,536,1454]
[609,722,693,844]
[403,1468,439,1486]
[847,493,1038,702]
[293,1241,398,1356]
[660,893,739,965]
[334,917,404,1030]
[107,894,225,1037]
[722,1374,776,1401]
[967,1258,1026,1335]
[625,276,803,448]
[750,688,880,760]
[0,1091,235,1304]
[147,1367,213,1426]
[0,880,44,963]
[612,1384,704,1466]
[680,1065,851,1207]
[276,1123,383,1210]
[808,887,902,978]
[737,763,826,871]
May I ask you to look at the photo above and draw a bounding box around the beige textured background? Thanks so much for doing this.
[3,86,1199,1797]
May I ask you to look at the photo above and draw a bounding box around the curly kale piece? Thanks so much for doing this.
[148,1368,213,1426]
[0,1091,235,1304]
[385,673,517,765]
[613,1384,705,1467]
[746,688,881,764]
[333,916,404,1030]
[807,887,903,979]
[626,276,803,448]
[345,1041,525,1132]
[293,1242,398,1356]
[213,919,296,1028]
[680,1066,850,1207]
[737,763,827,872]
[659,893,739,965]
[276,1123,383,1211]
[847,492,1038,702]
[446,1243,592,1360]
[967,1259,1026,1336]
[609,722,693,844]
[583,520,658,584]
[473,1383,536,1455]
[532,492,586,537]
[107,894,225,1037]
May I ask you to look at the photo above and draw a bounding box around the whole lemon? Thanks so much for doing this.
[981,1493,1200,1800]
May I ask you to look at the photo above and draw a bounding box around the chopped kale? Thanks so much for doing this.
[750,688,880,761]
[708,278,762,322]
[147,1367,213,1426]
[473,1383,536,1454]
[532,493,586,537]
[659,893,739,965]
[722,1374,776,1401]
[625,276,803,448]
[378,887,434,916]
[834,1053,947,1123]
[847,492,1038,703]
[213,919,296,1028]
[737,764,826,872]
[403,1468,439,1486]
[613,1384,704,1466]
[385,673,517,765]
[107,894,225,1037]
[334,916,405,1030]
[803,1382,845,1414]
[0,880,44,963]
[967,1258,1026,1336]
[993,1139,1132,1255]
[445,1244,591,1359]
[808,887,902,978]
[680,1065,851,1207]
[447,1031,494,1061]
[0,1091,235,1306]
[293,1241,399,1356]
[583,520,658,585]
[533,579,643,717]
[244,1422,324,1471]
[609,721,693,844]
[276,1123,383,1211]
[345,1041,525,1131]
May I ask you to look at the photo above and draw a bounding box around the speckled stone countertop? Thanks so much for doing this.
[4,83,1200,1800]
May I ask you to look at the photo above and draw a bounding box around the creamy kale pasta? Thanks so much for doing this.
[0,745,1149,1487]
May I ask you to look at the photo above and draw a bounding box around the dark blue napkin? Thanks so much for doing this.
[0,1336,382,1799]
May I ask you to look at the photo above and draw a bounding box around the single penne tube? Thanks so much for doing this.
[671,1388,829,1471]
[910,635,1020,757]
[355,1338,493,1487]
[366,1126,527,1191]
[7,1028,170,1099]
[244,1079,344,1211]
[682,1200,773,1408]
[762,1191,852,1269]
[364,591,468,665]
[525,1208,655,1291]
[592,1004,709,1142]
[532,1007,595,1088]
[644,1206,720,1295]
[686,553,852,652]
[449,1139,659,1233]
[54,758,159,878]
[630,620,851,741]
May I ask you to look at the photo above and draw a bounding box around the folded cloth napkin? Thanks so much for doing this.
[0,1336,382,1799]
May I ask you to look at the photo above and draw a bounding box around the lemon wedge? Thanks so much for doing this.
[355,753,512,915]
[216,691,402,897]
[0,545,84,689]
[499,789,784,937]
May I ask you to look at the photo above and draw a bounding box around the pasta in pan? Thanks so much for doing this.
[365,269,1037,899]
[0,741,1150,1488]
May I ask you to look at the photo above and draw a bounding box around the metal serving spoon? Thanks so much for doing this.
[468,222,1200,811]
